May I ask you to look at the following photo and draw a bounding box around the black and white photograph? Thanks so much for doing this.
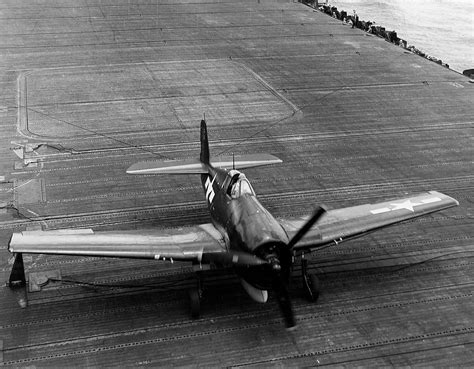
[0,0,473,366]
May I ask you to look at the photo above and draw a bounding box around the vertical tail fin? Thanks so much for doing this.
[200,119,210,164]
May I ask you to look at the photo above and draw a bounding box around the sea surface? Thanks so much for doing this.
[327,0,474,73]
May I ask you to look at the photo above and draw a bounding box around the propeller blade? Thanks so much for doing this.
[272,271,296,329]
[287,206,326,250]
[202,251,267,267]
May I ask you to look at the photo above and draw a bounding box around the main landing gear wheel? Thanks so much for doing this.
[188,288,201,318]
[301,258,320,302]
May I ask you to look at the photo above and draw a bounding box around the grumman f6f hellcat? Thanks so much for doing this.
[8,120,459,328]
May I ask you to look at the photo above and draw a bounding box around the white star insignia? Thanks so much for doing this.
[370,196,442,215]
[389,200,422,212]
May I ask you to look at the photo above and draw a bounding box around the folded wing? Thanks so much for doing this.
[279,191,459,250]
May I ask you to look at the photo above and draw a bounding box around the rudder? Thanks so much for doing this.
[200,119,210,164]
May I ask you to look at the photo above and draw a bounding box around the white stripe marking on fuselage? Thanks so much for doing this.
[205,174,217,204]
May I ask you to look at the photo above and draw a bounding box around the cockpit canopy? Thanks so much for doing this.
[227,170,255,199]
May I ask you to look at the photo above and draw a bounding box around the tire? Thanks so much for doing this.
[188,288,201,319]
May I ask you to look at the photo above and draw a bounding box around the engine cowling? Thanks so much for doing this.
[236,241,290,290]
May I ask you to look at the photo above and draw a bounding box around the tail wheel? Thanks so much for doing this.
[188,288,201,318]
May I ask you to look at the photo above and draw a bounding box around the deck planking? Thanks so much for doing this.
[0,0,473,366]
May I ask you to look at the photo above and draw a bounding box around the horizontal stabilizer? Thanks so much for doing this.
[127,159,206,174]
[127,154,282,174]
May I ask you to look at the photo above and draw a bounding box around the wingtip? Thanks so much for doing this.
[126,163,140,174]
[428,190,459,206]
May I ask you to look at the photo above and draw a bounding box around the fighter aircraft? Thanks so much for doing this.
[8,120,459,328]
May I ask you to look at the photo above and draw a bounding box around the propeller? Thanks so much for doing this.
[272,266,295,329]
[266,253,295,329]
[287,205,326,250]
[272,205,327,329]
[206,207,327,329]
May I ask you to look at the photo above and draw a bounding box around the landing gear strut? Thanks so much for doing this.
[188,288,201,318]
[301,256,320,302]
[188,267,204,318]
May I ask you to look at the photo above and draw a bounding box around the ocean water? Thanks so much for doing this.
[327,0,474,73]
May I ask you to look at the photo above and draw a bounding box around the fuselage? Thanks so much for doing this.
[200,166,290,288]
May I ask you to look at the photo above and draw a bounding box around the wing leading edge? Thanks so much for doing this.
[8,224,267,267]
[8,225,226,262]
[280,191,459,250]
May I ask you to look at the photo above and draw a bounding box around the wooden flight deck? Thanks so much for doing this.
[0,0,473,366]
